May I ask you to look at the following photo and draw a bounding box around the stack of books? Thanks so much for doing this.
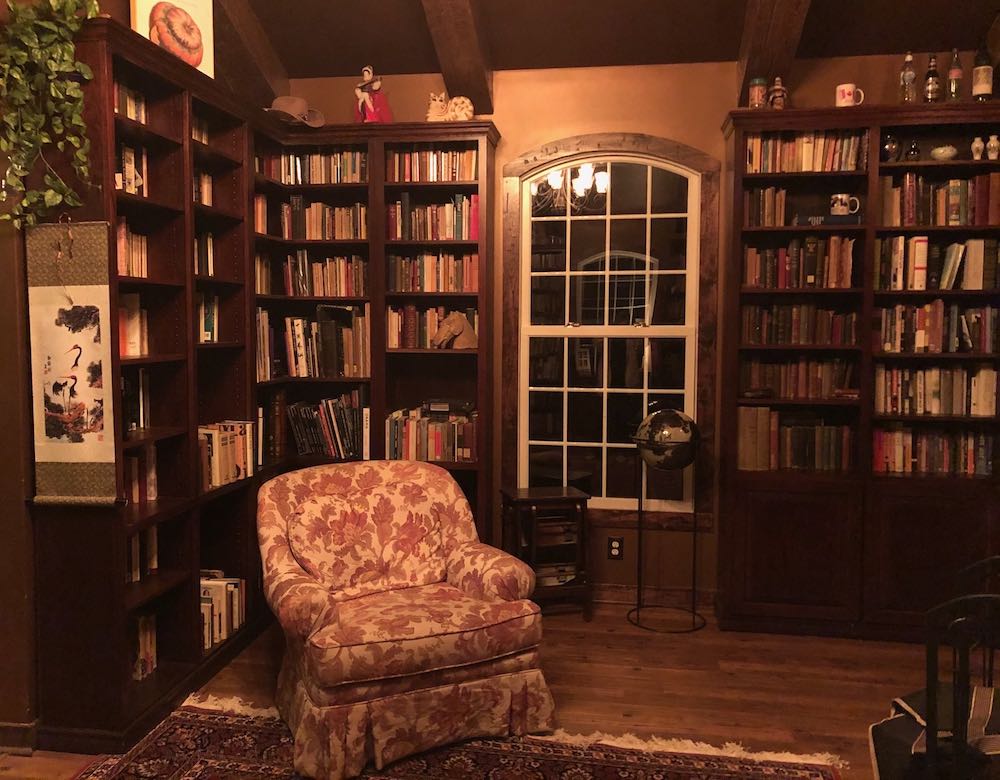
[194,170,213,206]
[193,232,216,276]
[875,238,998,291]
[125,527,158,585]
[280,197,367,240]
[118,293,149,357]
[877,302,997,354]
[875,364,998,416]
[113,81,147,123]
[873,428,994,476]
[745,130,868,173]
[281,251,367,297]
[744,186,787,227]
[386,147,478,182]
[286,390,369,460]
[191,116,210,143]
[737,406,853,472]
[121,368,151,432]
[198,421,257,490]
[741,303,857,346]
[385,401,478,463]
[196,291,219,343]
[114,142,148,197]
[256,305,370,381]
[125,443,157,503]
[130,615,156,681]
[115,218,148,278]
[880,172,1000,227]
[743,236,856,289]
[387,252,479,292]
[256,150,367,184]
[200,570,245,651]
[386,193,479,240]
[386,305,478,349]
[740,357,858,401]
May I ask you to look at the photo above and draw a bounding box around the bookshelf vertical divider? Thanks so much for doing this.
[30,18,497,752]
[720,105,1000,641]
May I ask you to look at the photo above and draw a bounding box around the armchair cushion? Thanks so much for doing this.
[447,541,535,602]
[288,486,445,594]
[304,582,541,687]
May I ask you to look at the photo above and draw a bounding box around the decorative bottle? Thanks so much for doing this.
[971,136,985,161]
[987,135,1000,162]
[973,43,994,102]
[947,49,963,101]
[923,54,942,102]
[899,52,917,103]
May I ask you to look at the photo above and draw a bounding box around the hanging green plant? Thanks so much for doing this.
[0,0,100,228]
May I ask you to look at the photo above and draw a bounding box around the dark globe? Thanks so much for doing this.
[632,409,699,470]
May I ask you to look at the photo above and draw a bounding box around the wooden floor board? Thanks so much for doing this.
[0,606,922,779]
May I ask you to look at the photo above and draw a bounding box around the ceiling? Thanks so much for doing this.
[249,0,999,79]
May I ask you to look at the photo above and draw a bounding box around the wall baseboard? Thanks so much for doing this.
[592,583,716,610]
[0,719,37,754]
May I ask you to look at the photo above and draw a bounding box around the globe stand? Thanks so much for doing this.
[626,446,706,634]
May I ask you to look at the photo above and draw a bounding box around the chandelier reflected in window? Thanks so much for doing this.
[530,162,609,217]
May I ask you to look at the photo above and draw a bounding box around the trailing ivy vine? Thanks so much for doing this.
[0,0,100,228]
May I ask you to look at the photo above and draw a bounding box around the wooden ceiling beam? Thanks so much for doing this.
[737,0,811,106]
[215,0,290,101]
[420,0,493,115]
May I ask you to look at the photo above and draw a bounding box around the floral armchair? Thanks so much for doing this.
[257,461,555,779]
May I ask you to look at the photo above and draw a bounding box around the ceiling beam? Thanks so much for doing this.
[737,0,811,106]
[420,0,493,115]
[215,0,289,100]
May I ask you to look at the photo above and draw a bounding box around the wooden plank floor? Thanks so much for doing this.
[0,606,924,779]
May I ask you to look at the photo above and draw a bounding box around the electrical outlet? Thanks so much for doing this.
[607,536,624,560]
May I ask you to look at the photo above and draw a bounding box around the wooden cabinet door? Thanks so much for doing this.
[864,480,998,627]
[727,478,863,622]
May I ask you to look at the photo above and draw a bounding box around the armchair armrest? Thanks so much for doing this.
[446,541,535,602]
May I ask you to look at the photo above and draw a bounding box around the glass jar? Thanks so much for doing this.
[748,78,768,109]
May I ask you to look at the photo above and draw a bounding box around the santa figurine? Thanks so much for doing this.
[354,65,393,123]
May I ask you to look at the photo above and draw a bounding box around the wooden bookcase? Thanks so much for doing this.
[720,105,1000,641]
[30,18,496,752]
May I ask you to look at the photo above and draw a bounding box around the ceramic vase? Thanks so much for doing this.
[881,134,900,162]
[905,140,921,161]
[988,134,1000,161]
[971,136,985,160]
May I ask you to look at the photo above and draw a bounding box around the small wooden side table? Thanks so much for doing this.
[500,486,591,620]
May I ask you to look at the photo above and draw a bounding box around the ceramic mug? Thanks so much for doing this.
[835,83,865,107]
[831,193,861,215]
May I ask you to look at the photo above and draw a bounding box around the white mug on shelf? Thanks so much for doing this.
[830,193,860,215]
[835,83,865,107]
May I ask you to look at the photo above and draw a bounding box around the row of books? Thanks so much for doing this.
[126,527,158,585]
[873,428,993,477]
[194,232,216,276]
[386,148,478,183]
[741,304,858,346]
[193,170,213,206]
[191,116,210,144]
[385,403,478,463]
[255,150,367,185]
[387,193,479,241]
[876,302,997,354]
[121,368,151,433]
[737,406,854,471]
[114,142,148,197]
[387,252,479,293]
[744,130,868,174]
[118,293,148,357]
[125,443,157,503]
[874,364,998,417]
[115,218,148,278]
[280,198,367,240]
[743,236,857,289]
[880,172,1000,227]
[130,615,156,681]
[255,305,371,380]
[198,421,257,490]
[113,80,147,123]
[200,571,246,650]
[743,186,788,227]
[386,305,478,349]
[740,358,858,401]
[875,237,999,291]
[286,392,370,460]
[253,194,267,234]
[196,292,220,343]
[271,251,368,298]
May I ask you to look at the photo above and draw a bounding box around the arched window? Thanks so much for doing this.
[500,134,719,527]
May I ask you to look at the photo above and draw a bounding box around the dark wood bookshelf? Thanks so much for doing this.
[720,104,1000,643]
[29,18,499,755]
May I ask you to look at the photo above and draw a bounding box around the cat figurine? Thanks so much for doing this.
[426,92,474,122]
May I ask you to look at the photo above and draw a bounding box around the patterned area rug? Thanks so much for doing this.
[78,706,842,779]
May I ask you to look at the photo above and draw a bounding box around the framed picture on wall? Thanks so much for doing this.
[130,0,215,78]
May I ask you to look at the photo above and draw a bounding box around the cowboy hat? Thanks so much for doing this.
[265,96,325,128]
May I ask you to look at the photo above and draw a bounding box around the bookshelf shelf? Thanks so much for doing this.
[721,104,1000,641]
[253,173,367,192]
[114,115,181,148]
[740,286,864,296]
[116,191,183,215]
[384,180,480,189]
[197,341,244,350]
[194,274,243,287]
[123,426,188,449]
[117,276,185,289]
[385,291,479,299]
[254,233,367,246]
[255,294,368,304]
[192,139,241,170]
[256,376,372,386]
[120,497,192,534]
[124,569,190,612]
[193,202,242,224]
[386,239,479,247]
[386,348,479,355]
[742,225,867,233]
[200,478,254,502]
[124,661,194,718]
[120,353,186,366]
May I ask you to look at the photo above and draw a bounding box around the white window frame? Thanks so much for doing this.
[517,155,700,513]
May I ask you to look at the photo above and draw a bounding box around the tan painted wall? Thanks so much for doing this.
[290,51,966,601]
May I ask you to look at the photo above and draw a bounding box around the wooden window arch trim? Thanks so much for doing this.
[500,133,720,531]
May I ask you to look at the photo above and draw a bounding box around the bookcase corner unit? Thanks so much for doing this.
[719,105,1000,641]
[30,18,497,752]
